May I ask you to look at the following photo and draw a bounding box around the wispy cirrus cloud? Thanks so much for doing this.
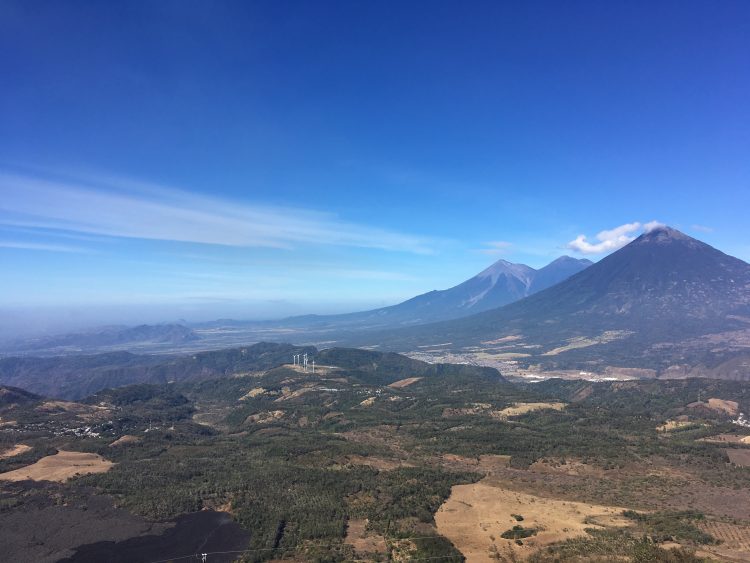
[0,172,435,254]
[475,240,512,256]
[0,241,92,253]
[566,221,663,255]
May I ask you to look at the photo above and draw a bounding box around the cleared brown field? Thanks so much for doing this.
[109,435,141,447]
[245,410,285,424]
[0,450,113,482]
[345,518,387,555]
[442,402,566,420]
[707,398,739,416]
[699,433,750,445]
[388,377,423,389]
[657,420,698,432]
[697,521,750,562]
[0,444,31,459]
[239,387,267,400]
[726,448,750,467]
[36,400,110,420]
[494,402,566,418]
[435,479,630,561]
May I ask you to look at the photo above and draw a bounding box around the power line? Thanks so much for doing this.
[146,534,465,563]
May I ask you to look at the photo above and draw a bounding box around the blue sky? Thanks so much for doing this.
[1,1,749,332]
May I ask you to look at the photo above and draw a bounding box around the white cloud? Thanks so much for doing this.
[643,220,665,232]
[566,221,663,255]
[0,241,91,253]
[0,172,435,254]
[476,241,513,256]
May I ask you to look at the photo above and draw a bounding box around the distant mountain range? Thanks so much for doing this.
[0,343,501,400]
[3,324,199,355]
[0,343,315,399]
[359,227,750,378]
[1,255,591,356]
[240,255,592,331]
[3,227,749,381]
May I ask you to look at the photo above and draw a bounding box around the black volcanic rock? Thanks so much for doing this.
[361,227,750,375]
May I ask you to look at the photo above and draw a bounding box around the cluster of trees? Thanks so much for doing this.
[79,427,473,561]
[5,346,749,561]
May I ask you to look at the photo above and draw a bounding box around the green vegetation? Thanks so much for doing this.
[2,346,749,561]
[528,529,710,562]
[622,510,717,545]
[500,525,538,540]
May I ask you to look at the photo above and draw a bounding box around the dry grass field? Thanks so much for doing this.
[435,479,630,561]
[726,448,750,467]
[344,518,387,556]
[245,410,285,424]
[707,398,740,415]
[696,520,750,562]
[541,331,631,356]
[0,444,31,459]
[109,434,141,447]
[239,387,267,400]
[442,402,567,420]
[36,400,110,420]
[494,402,566,418]
[0,450,113,482]
[656,420,698,432]
[699,433,750,445]
[387,377,423,389]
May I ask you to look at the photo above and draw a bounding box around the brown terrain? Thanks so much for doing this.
[435,479,630,561]
[707,398,740,415]
[36,400,111,420]
[109,434,142,447]
[344,518,387,557]
[726,448,750,468]
[387,377,423,389]
[656,419,699,432]
[687,397,741,416]
[494,402,566,418]
[442,402,566,420]
[696,521,750,562]
[699,433,750,445]
[0,450,113,482]
[0,444,32,459]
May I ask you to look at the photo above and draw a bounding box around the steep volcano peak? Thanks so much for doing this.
[476,259,535,286]
[634,225,696,245]
[546,255,594,266]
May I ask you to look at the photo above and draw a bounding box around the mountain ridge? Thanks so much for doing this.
[354,226,750,377]
[235,254,593,330]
